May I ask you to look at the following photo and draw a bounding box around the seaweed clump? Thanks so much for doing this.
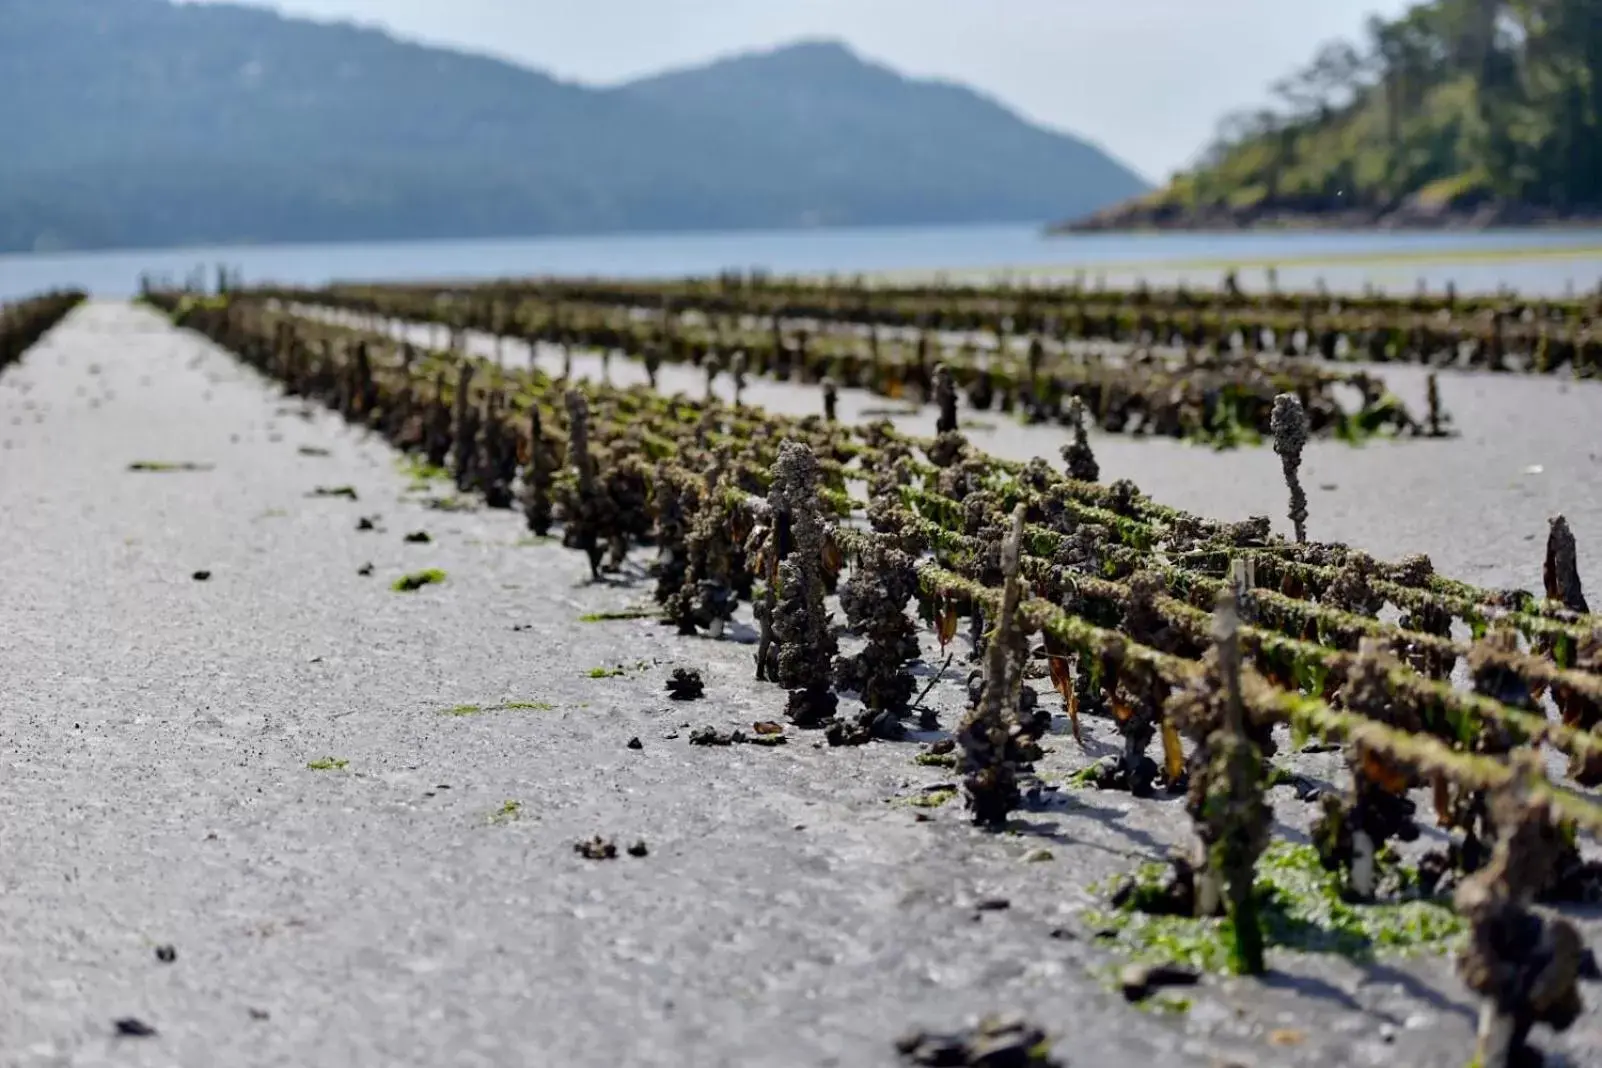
[1312,639,1423,900]
[1455,757,1588,1068]
[833,532,921,738]
[559,389,609,579]
[670,450,741,638]
[766,440,839,727]
[1061,397,1099,483]
[1543,515,1589,614]
[1166,590,1271,974]
[522,405,558,537]
[957,504,1032,829]
[1270,392,1309,543]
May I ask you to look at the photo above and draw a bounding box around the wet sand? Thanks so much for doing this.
[2,302,1600,1068]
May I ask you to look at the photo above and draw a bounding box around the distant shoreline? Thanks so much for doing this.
[1051,200,1602,236]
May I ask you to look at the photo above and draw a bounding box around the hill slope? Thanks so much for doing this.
[1060,0,1602,232]
[0,0,1147,254]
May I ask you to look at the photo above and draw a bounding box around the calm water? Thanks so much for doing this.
[4,223,1602,302]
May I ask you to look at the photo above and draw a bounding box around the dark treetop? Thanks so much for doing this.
[1062,0,1602,232]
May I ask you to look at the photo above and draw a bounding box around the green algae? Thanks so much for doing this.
[914,752,957,769]
[488,800,523,824]
[904,788,957,809]
[1135,995,1192,1016]
[578,609,659,623]
[1063,764,1103,790]
[587,665,627,678]
[128,460,213,472]
[396,456,450,485]
[442,700,555,716]
[1087,843,1465,974]
[392,569,447,592]
[306,757,349,771]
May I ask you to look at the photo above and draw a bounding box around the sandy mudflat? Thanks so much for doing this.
[2,302,1600,1068]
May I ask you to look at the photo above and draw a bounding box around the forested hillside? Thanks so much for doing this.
[1065,0,1602,231]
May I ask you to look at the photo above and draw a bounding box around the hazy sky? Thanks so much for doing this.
[191,0,1416,181]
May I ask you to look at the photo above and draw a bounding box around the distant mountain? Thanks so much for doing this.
[0,0,1147,254]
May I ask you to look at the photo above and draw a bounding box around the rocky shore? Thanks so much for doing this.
[1054,195,1602,235]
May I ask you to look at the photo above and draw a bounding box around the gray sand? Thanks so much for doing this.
[2,302,1600,1068]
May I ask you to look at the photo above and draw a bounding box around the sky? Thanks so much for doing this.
[190,0,1418,182]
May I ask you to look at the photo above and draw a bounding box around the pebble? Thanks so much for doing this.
[896,1013,1055,1067]
[1120,962,1201,1002]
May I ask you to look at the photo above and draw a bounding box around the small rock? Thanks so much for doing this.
[114,1018,157,1038]
[307,485,357,499]
[1048,927,1075,941]
[1025,849,1054,863]
[824,718,872,747]
[626,737,643,750]
[688,726,738,747]
[974,897,1011,912]
[574,836,618,860]
[154,945,176,963]
[928,738,956,756]
[403,530,431,544]
[896,1013,1057,1067]
[627,840,649,858]
[1109,858,1197,917]
[751,721,784,735]
[356,516,376,531]
[1120,962,1201,1003]
[896,1028,967,1066]
[248,1008,270,1021]
[1267,1029,1306,1046]
[357,563,374,577]
[191,570,211,582]
[666,668,705,701]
